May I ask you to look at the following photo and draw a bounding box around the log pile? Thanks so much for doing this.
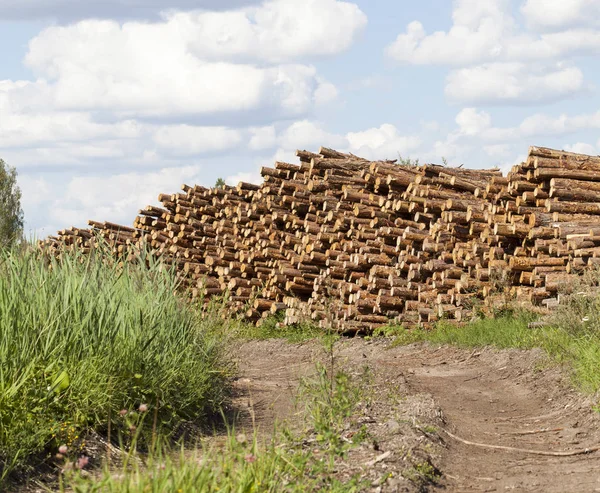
[40,146,600,333]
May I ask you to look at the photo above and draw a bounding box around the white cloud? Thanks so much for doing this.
[53,165,204,227]
[564,142,598,155]
[279,120,347,150]
[386,0,600,66]
[153,125,242,156]
[455,108,492,136]
[446,108,600,149]
[226,170,263,186]
[20,0,366,122]
[177,0,367,63]
[386,0,512,65]
[445,62,584,104]
[24,24,332,120]
[249,126,277,150]
[0,106,141,149]
[521,0,600,31]
[346,124,421,160]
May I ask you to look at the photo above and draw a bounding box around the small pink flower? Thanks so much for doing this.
[138,403,148,413]
[244,454,257,463]
[119,409,128,417]
[58,445,68,455]
[76,456,89,470]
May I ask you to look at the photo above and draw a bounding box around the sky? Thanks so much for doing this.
[2,0,600,237]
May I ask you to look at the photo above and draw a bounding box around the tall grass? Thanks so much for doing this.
[0,245,230,484]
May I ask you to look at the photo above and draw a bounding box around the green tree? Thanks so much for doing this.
[0,159,24,248]
[215,177,226,189]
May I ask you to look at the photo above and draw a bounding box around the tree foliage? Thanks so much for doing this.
[0,159,24,248]
[215,177,226,189]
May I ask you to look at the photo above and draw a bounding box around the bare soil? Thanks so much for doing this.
[230,338,600,492]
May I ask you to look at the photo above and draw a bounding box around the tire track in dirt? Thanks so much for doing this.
[231,339,600,492]
[398,346,600,492]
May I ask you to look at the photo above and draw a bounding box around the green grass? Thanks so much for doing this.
[236,313,323,343]
[0,245,231,485]
[62,364,371,493]
[389,311,539,349]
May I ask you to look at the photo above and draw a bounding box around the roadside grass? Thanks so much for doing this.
[0,245,231,486]
[388,295,600,394]
[62,363,371,493]
[236,313,323,343]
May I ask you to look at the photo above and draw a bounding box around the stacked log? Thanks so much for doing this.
[40,145,600,333]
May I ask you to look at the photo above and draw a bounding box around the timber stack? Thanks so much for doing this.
[40,146,600,333]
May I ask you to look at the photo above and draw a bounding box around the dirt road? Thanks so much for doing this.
[231,339,600,492]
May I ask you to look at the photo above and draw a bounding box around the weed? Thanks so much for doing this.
[238,313,322,343]
[404,459,441,485]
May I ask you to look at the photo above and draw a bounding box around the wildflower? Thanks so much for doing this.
[76,456,89,470]
[58,445,68,455]
[119,409,128,417]
[139,403,148,413]
[236,433,247,444]
[244,454,257,463]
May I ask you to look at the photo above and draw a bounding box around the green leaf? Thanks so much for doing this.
[49,370,70,394]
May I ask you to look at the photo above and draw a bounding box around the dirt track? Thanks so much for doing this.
[231,339,600,492]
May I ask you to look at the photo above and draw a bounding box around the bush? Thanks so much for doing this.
[0,246,230,484]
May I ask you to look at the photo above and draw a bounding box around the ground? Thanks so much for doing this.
[230,339,600,492]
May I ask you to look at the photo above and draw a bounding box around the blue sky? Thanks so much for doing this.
[1,0,600,236]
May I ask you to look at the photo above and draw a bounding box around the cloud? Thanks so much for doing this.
[346,124,421,160]
[153,125,242,156]
[279,120,347,150]
[521,0,600,31]
[386,0,512,66]
[563,142,598,155]
[177,0,367,63]
[455,108,492,136]
[386,0,600,66]
[446,108,600,148]
[226,170,263,186]
[445,62,584,104]
[0,0,261,21]
[23,30,333,122]
[248,126,277,150]
[20,1,365,122]
[53,165,205,227]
